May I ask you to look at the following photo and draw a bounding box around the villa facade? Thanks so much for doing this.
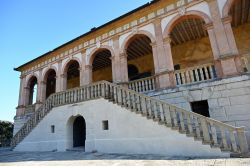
[12,0,250,157]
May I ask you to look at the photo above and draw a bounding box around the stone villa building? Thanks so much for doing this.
[12,0,250,157]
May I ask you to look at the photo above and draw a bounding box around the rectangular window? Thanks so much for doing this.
[191,100,210,117]
[102,120,109,130]
[51,125,55,133]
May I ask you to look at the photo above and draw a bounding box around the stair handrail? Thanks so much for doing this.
[11,81,249,156]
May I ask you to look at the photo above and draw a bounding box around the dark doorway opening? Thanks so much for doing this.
[191,100,210,117]
[73,116,86,148]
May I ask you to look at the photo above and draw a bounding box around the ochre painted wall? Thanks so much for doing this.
[67,77,80,89]
[171,37,214,69]
[93,67,113,82]
[234,23,250,54]
[128,54,154,74]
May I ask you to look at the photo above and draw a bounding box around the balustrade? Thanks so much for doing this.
[126,76,156,93]
[11,80,249,156]
[175,63,216,86]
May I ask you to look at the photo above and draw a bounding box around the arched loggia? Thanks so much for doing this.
[44,69,56,99]
[26,76,38,105]
[65,60,80,89]
[167,15,216,85]
[125,34,155,81]
[91,49,113,82]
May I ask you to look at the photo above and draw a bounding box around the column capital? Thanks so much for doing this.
[24,86,30,90]
[152,17,162,25]
[109,56,115,61]
[120,52,127,58]
[150,42,157,48]
[112,35,120,41]
[222,16,232,24]
[20,74,26,79]
[163,37,172,44]
[40,81,46,85]
[203,22,214,30]
[85,65,93,70]
[60,74,66,78]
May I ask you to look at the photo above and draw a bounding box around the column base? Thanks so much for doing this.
[15,105,25,117]
[216,55,244,78]
[156,70,176,89]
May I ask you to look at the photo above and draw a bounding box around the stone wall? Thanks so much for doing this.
[147,75,250,145]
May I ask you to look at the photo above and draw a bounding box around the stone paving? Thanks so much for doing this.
[0,150,249,166]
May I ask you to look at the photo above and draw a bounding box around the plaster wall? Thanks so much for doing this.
[14,99,228,157]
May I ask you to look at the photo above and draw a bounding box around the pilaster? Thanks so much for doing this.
[205,0,243,77]
[56,60,62,92]
[153,19,176,89]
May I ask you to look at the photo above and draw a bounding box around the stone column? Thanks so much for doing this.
[82,65,92,85]
[39,81,46,103]
[111,36,122,83]
[204,23,223,78]
[206,0,243,77]
[222,16,244,73]
[23,86,30,106]
[56,60,62,92]
[61,74,67,91]
[158,37,176,88]
[153,19,176,89]
[36,78,44,110]
[16,75,26,116]
[119,53,129,83]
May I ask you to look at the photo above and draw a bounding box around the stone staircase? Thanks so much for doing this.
[11,81,249,157]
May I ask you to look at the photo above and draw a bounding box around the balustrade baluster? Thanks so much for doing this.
[210,122,219,147]
[152,78,156,90]
[178,111,186,133]
[163,104,172,127]
[126,91,131,108]
[181,73,186,84]
[194,117,202,139]
[141,81,145,92]
[176,73,181,85]
[146,99,152,117]
[200,68,205,81]
[149,79,152,90]
[220,126,229,150]
[185,71,191,83]
[186,114,194,136]
[140,97,147,116]
[200,119,211,144]
[171,108,179,130]
[145,80,149,91]
[158,103,165,123]
[136,95,141,114]
[204,66,210,80]
[152,101,159,120]
[229,129,238,152]
[194,69,199,82]
[209,65,214,79]
[236,127,249,155]
[190,70,195,83]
